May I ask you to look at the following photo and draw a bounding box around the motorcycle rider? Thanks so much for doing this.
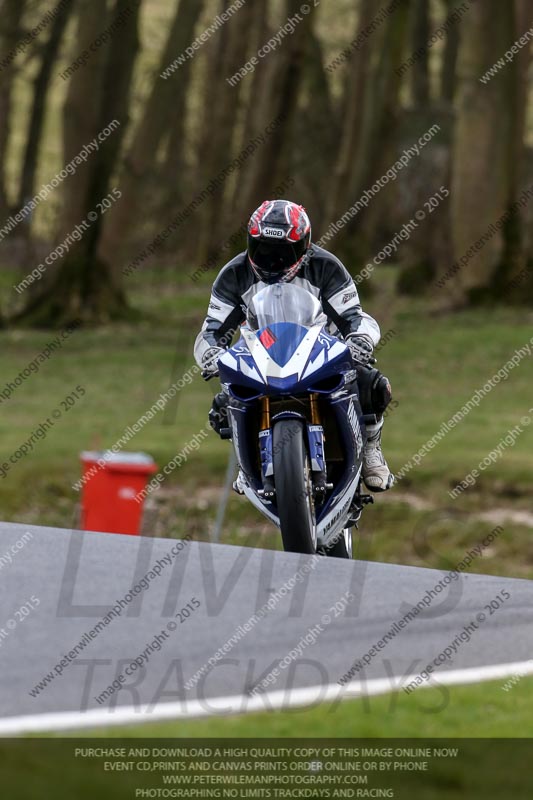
[193,199,394,492]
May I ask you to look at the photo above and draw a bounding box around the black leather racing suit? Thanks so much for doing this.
[194,245,380,363]
[193,245,392,432]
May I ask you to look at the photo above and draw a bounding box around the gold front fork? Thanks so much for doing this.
[260,396,271,431]
[310,393,321,426]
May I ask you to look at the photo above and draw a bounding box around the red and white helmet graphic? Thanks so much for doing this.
[247,199,312,284]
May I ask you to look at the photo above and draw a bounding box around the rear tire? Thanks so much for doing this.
[273,419,316,554]
[322,527,352,559]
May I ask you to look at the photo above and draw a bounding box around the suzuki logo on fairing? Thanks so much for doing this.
[262,227,285,239]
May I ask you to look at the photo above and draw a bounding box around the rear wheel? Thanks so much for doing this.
[322,527,353,559]
[273,419,317,554]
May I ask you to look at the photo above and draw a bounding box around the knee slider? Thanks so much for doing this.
[209,391,229,434]
[372,372,392,416]
[356,367,392,417]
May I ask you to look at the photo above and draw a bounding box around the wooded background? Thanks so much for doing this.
[0,0,532,327]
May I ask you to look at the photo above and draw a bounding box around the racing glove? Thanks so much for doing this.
[200,346,225,379]
[346,334,374,367]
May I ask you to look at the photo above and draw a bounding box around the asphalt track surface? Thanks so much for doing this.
[1,521,533,730]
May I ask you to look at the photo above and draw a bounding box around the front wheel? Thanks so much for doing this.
[273,419,316,554]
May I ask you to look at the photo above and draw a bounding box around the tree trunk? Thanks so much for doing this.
[0,0,25,219]
[99,0,205,266]
[195,0,256,263]
[159,0,224,257]
[15,0,143,327]
[324,0,374,224]
[450,0,518,304]
[229,0,269,216]
[410,0,430,107]
[235,0,318,226]
[349,2,411,202]
[497,0,533,301]
[17,0,76,214]
[440,0,461,104]
[59,0,108,238]
[323,0,411,259]
[294,27,338,220]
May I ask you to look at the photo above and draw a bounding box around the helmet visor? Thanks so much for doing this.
[248,239,307,275]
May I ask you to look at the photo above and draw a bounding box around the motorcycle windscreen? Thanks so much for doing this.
[247,283,326,331]
[246,284,329,384]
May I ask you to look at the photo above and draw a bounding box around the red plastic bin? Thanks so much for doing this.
[80,451,158,536]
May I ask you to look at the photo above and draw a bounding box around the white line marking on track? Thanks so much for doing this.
[1,659,533,735]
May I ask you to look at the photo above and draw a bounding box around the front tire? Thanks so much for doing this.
[273,419,317,554]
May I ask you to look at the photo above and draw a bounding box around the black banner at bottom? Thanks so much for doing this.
[0,738,531,799]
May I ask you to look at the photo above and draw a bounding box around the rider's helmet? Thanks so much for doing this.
[247,199,311,284]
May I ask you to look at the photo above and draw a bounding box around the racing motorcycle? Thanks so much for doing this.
[217,283,376,558]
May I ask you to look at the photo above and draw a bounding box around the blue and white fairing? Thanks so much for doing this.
[218,283,353,394]
[218,283,364,547]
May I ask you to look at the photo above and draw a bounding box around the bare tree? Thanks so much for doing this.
[439,0,461,104]
[229,0,269,215]
[236,0,318,225]
[323,0,411,263]
[17,0,76,215]
[497,0,533,300]
[294,26,338,220]
[450,0,521,304]
[0,0,25,219]
[349,1,411,206]
[59,0,108,237]
[410,0,430,107]
[325,0,375,223]
[98,0,205,267]
[195,0,255,263]
[16,0,143,326]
